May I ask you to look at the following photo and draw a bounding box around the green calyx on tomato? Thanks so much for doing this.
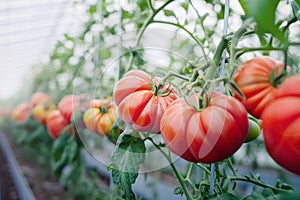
[269,67,288,87]
[151,77,174,97]
[244,115,261,143]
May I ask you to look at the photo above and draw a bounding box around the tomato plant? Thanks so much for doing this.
[160,92,249,163]
[113,70,177,133]
[262,74,300,176]
[46,110,69,139]
[83,98,118,136]
[4,0,300,200]
[233,56,286,118]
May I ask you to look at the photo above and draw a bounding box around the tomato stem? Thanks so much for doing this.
[228,176,291,193]
[161,71,190,82]
[205,36,229,80]
[146,137,194,200]
[125,0,176,72]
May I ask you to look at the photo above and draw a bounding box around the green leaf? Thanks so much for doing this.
[173,187,184,196]
[181,2,189,11]
[107,118,123,144]
[238,0,250,15]
[26,126,45,145]
[88,5,97,15]
[164,9,176,18]
[51,132,69,161]
[245,0,284,41]
[110,133,146,200]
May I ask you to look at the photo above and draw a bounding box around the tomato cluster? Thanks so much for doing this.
[234,56,300,176]
[113,70,250,163]
[9,56,300,176]
[10,93,119,141]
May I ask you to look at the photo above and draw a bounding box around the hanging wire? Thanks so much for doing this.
[210,0,230,196]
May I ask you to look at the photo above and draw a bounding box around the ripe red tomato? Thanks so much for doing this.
[113,70,177,133]
[30,93,56,124]
[46,110,69,139]
[10,103,30,123]
[83,98,118,136]
[160,92,249,163]
[261,74,300,176]
[233,56,284,118]
[58,95,82,124]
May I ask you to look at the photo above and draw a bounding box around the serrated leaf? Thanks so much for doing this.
[164,9,176,18]
[111,133,146,200]
[173,187,184,196]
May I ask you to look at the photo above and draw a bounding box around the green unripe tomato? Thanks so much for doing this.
[244,115,261,143]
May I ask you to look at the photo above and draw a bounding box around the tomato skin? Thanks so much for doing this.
[10,103,30,123]
[160,92,249,163]
[83,99,118,136]
[30,93,53,108]
[31,93,56,124]
[262,74,300,176]
[58,95,81,124]
[113,70,151,106]
[46,110,69,139]
[113,70,177,134]
[234,56,284,118]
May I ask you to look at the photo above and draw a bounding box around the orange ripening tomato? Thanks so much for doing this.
[83,99,118,136]
[160,92,249,163]
[261,74,300,176]
[233,56,285,118]
[30,93,56,124]
[58,94,82,124]
[10,103,30,123]
[46,110,69,139]
[113,70,178,133]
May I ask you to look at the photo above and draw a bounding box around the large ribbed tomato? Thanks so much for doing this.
[233,56,285,118]
[10,103,30,123]
[113,70,177,133]
[83,98,118,136]
[46,110,69,139]
[58,95,82,124]
[261,74,300,176]
[30,93,56,124]
[160,92,249,163]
